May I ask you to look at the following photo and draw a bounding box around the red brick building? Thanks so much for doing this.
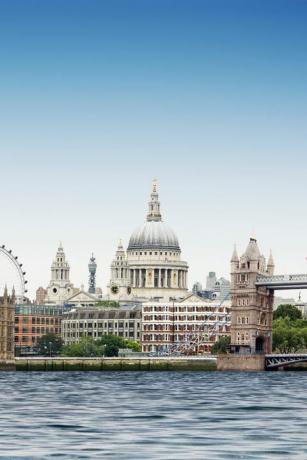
[15,304,63,355]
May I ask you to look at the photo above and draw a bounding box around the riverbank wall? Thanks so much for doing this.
[14,357,217,372]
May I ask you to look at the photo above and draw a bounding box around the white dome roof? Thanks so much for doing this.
[128,221,180,251]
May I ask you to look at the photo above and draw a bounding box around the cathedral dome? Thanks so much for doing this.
[128,221,180,251]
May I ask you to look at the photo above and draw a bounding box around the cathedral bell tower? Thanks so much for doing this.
[45,243,75,305]
[108,240,132,301]
[230,238,274,354]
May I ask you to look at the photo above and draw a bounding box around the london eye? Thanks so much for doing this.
[0,245,28,303]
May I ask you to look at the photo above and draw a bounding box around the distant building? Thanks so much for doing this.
[35,287,47,305]
[193,272,231,301]
[61,306,141,345]
[273,296,296,310]
[0,287,15,361]
[192,282,202,294]
[206,272,217,290]
[142,294,231,354]
[15,304,63,355]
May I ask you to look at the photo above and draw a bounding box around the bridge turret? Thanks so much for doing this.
[230,244,239,274]
[267,251,274,276]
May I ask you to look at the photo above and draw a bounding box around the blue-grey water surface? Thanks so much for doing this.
[1,371,307,459]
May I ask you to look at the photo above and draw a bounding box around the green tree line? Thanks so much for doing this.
[36,333,141,357]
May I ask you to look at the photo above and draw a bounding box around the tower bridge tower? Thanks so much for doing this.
[230,237,274,354]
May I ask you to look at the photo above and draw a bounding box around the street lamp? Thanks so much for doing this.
[49,341,52,358]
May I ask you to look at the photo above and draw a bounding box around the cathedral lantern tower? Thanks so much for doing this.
[230,237,274,354]
[45,243,75,305]
[88,254,97,294]
[147,177,162,222]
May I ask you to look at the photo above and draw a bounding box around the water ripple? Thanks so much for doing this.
[1,372,307,458]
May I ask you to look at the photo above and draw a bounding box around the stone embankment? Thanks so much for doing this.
[10,357,217,372]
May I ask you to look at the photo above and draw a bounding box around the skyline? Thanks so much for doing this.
[1,0,307,299]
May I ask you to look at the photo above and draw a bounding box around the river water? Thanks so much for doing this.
[0,371,307,459]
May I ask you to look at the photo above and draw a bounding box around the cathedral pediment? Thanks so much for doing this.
[65,290,98,303]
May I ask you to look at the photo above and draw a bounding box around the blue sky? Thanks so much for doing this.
[1,0,307,299]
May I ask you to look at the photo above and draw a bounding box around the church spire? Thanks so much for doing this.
[147,178,162,222]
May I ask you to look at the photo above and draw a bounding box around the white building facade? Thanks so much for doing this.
[62,307,141,345]
[142,294,231,354]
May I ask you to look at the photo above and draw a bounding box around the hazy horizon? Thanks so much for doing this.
[1,0,307,300]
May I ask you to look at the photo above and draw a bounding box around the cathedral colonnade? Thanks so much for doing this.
[129,268,188,289]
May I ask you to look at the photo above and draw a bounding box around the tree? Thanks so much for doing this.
[95,301,120,308]
[98,335,142,356]
[124,339,141,352]
[272,317,307,353]
[36,333,63,356]
[273,304,302,321]
[211,336,230,355]
[104,343,119,357]
[60,334,142,357]
[61,336,105,357]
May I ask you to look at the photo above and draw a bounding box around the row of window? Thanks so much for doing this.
[15,327,59,334]
[72,313,139,320]
[65,331,138,339]
[237,317,249,325]
[15,317,60,325]
[143,315,229,322]
[142,334,217,342]
[237,298,249,306]
[237,331,249,343]
[143,306,229,313]
[143,324,229,332]
[62,321,139,329]
[130,251,178,257]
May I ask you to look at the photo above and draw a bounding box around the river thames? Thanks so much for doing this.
[0,371,307,459]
